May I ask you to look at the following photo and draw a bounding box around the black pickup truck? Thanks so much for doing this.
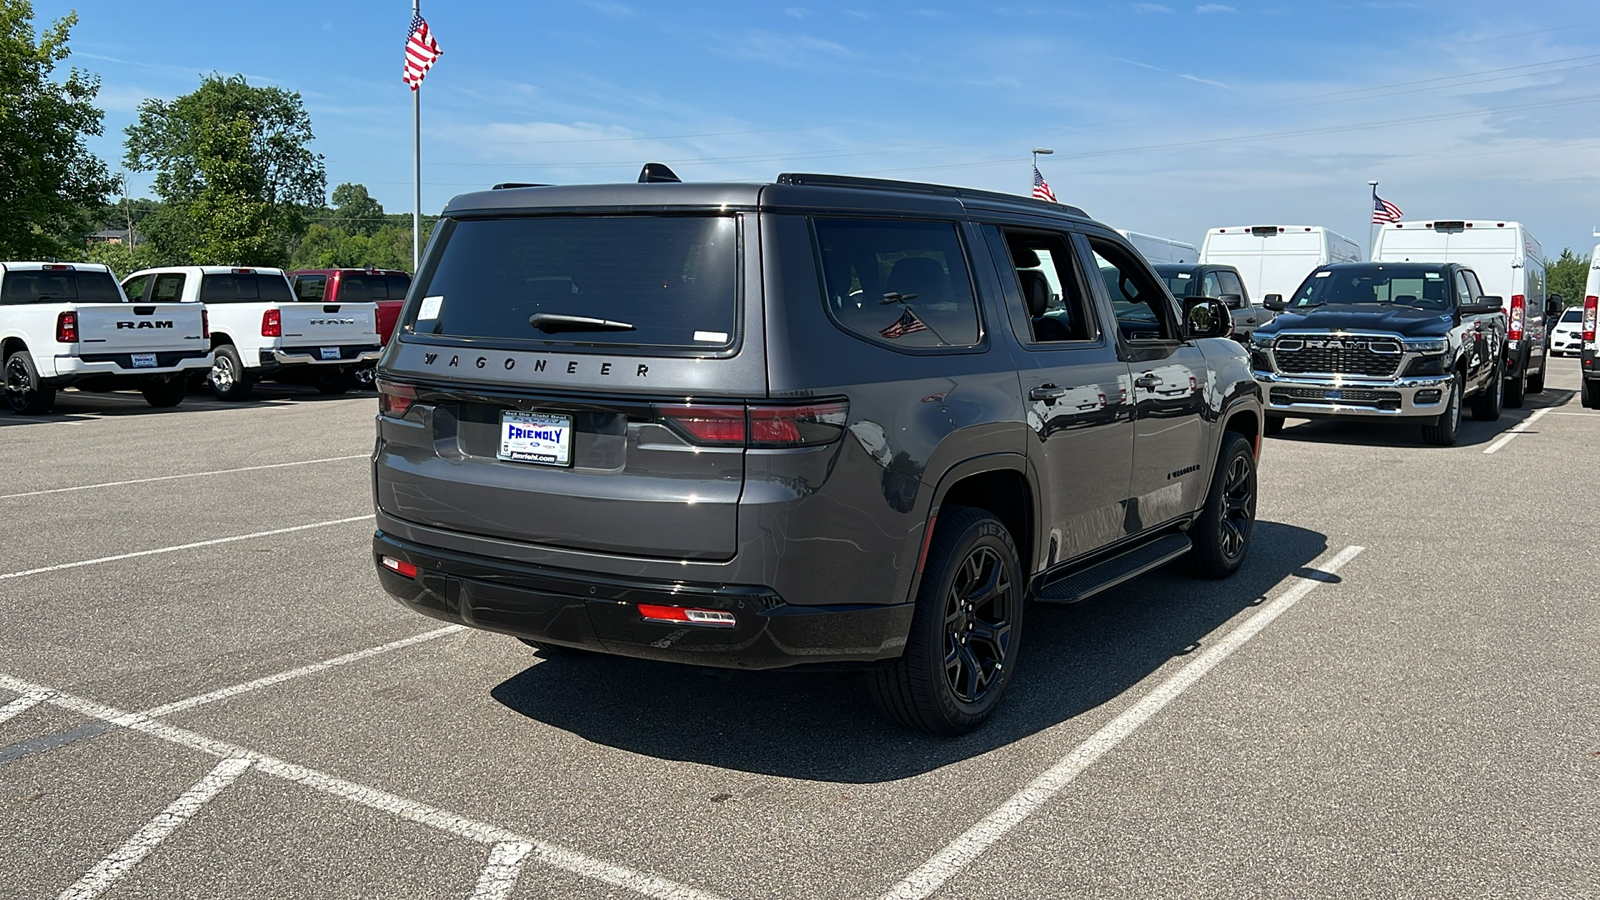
[1249,262,1507,446]
[1153,263,1275,343]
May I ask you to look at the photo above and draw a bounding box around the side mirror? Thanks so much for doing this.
[1263,293,1286,311]
[1183,297,1231,339]
[1477,295,1504,310]
[1219,292,1244,309]
[1546,297,1563,318]
[1459,299,1502,316]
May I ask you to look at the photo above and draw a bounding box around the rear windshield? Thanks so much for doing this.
[1,269,123,304]
[328,273,410,302]
[409,216,738,349]
[1289,265,1452,310]
[1153,266,1194,298]
[201,273,294,303]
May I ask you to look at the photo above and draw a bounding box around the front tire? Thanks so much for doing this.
[867,506,1023,735]
[141,378,187,408]
[4,350,55,415]
[209,345,254,401]
[1422,371,1463,446]
[1470,360,1503,421]
[1191,433,1257,578]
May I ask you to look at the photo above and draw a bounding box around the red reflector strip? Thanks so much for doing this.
[380,556,418,578]
[917,514,938,574]
[657,405,746,445]
[637,604,737,628]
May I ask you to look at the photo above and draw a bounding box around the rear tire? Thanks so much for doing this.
[1470,360,1503,421]
[1190,433,1257,578]
[1526,359,1545,394]
[1504,360,1527,409]
[867,506,1023,735]
[4,350,55,415]
[1582,377,1598,410]
[141,378,187,408]
[209,345,254,401]
[1422,371,1463,446]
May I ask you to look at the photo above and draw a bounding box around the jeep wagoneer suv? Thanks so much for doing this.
[371,170,1263,733]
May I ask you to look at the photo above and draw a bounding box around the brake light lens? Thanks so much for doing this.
[1584,295,1598,344]
[380,556,418,578]
[658,401,849,448]
[377,379,418,417]
[201,309,210,339]
[261,308,281,337]
[55,311,78,343]
[1509,294,1525,342]
[637,604,736,628]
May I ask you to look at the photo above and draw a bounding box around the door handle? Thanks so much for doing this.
[1029,384,1068,402]
[1135,374,1163,390]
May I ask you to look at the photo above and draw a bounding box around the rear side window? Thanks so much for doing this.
[200,273,294,303]
[813,218,980,349]
[410,216,739,349]
[1,270,122,304]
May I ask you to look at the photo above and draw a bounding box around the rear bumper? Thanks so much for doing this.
[49,350,211,382]
[259,345,382,370]
[1254,370,1452,419]
[372,531,913,670]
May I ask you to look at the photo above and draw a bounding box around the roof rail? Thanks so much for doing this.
[775,172,1088,217]
[491,182,549,190]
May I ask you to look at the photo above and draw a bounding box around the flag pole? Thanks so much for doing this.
[1367,180,1378,261]
[412,0,422,272]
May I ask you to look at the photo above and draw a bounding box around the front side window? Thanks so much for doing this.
[1089,238,1178,341]
[1000,230,1094,343]
[814,218,980,349]
[1217,270,1245,300]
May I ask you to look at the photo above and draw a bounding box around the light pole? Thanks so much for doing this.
[1367,180,1379,261]
[1032,147,1053,170]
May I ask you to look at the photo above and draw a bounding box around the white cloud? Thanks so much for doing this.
[785,7,810,18]
[1180,73,1230,88]
[1195,4,1237,13]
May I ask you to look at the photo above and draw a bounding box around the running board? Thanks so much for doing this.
[1034,533,1193,604]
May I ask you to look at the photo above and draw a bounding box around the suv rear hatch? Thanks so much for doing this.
[375,207,779,561]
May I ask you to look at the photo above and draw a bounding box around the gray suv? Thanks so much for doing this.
[371,171,1263,733]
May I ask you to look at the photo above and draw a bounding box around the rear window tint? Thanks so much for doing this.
[1,270,123,304]
[813,218,980,349]
[332,273,410,302]
[200,273,294,303]
[410,216,738,349]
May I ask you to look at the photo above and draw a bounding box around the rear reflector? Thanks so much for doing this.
[380,556,418,578]
[637,604,736,628]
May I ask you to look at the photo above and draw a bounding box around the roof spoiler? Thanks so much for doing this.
[491,182,549,190]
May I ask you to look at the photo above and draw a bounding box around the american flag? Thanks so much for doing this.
[1032,165,1057,203]
[880,308,930,340]
[403,14,442,90]
[1372,194,1403,224]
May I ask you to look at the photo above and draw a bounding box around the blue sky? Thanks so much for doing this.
[40,1,1600,257]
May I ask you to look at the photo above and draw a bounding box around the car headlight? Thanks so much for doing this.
[1404,339,1448,354]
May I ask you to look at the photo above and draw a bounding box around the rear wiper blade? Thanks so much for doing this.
[528,313,636,333]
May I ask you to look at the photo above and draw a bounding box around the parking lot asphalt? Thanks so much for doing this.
[1,367,1596,899]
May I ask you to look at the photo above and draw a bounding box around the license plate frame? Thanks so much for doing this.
[497,411,574,467]
[319,347,340,360]
[130,353,158,368]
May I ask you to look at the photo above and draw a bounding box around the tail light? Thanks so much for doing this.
[55,311,78,343]
[637,604,736,628]
[1584,295,1597,344]
[1509,294,1525,342]
[377,379,417,417]
[261,308,281,337]
[380,556,418,578]
[657,401,849,448]
[201,309,210,339]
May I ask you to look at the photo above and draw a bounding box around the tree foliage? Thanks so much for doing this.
[124,74,325,266]
[1545,248,1590,307]
[0,2,115,258]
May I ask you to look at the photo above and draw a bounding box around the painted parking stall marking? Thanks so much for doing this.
[877,545,1366,900]
[0,454,367,501]
[1482,405,1556,454]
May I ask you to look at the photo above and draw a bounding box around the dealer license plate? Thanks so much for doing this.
[131,353,157,368]
[498,411,573,467]
[320,347,340,360]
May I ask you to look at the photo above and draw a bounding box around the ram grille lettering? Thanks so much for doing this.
[115,321,174,329]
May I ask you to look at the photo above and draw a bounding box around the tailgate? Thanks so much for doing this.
[75,303,207,353]
[279,302,379,345]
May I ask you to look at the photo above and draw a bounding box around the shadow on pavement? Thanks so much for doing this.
[490,519,1331,784]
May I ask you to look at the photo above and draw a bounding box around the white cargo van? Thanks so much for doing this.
[1117,229,1198,265]
[1579,242,1599,409]
[1198,225,1361,303]
[1373,220,1551,406]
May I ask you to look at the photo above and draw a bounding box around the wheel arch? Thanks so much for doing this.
[914,454,1036,603]
[1,336,27,359]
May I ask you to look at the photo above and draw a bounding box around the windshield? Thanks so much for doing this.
[410,215,738,349]
[1,269,123,304]
[1561,307,1583,323]
[1289,265,1452,310]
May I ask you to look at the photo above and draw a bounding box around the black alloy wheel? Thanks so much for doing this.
[4,351,55,415]
[941,544,1014,705]
[1192,432,1256,578]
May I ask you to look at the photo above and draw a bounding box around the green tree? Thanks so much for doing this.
[1545,247,1590,307]
[328,182,386,237]
[83,239,161,279]
[124,73,325,266]
[0,2,116,258]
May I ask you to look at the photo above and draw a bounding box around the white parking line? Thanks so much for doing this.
[0,691,48,725]
[57,756,254,900]
[0,455,367,501]
[470,842,534,900]
[139,624,465,718]
[1483,407,1555,454]
[0,515,375,581]
[877,545,1366,900]
[0,673,732,900]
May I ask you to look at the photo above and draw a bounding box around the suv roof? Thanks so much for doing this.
[290,268,410,276]
[0,262,115,273]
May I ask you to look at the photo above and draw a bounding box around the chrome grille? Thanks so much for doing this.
[1272,337,1403,377]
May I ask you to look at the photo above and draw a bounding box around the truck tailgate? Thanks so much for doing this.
[279,302,379,346]
[75,303,207,353]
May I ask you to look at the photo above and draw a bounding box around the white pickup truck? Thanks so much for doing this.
[1,261,211,414]
[123,266,382,400]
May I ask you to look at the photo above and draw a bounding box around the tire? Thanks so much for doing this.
[1470,359,1503,421]
[208,345,254,401]
[1583,376,1598,410]
[1422,371,1464,446]
[314,368,356,395]
[140,378,187,408]
[1263,414,1284,436]
[867,506,1024,735]
[1504,358,1527,409]
[1190,433,1257,579]
[1526,358,1545,394]
[4,350,56,415]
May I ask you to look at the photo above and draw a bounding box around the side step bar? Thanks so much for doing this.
[1034,533,1193,605]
